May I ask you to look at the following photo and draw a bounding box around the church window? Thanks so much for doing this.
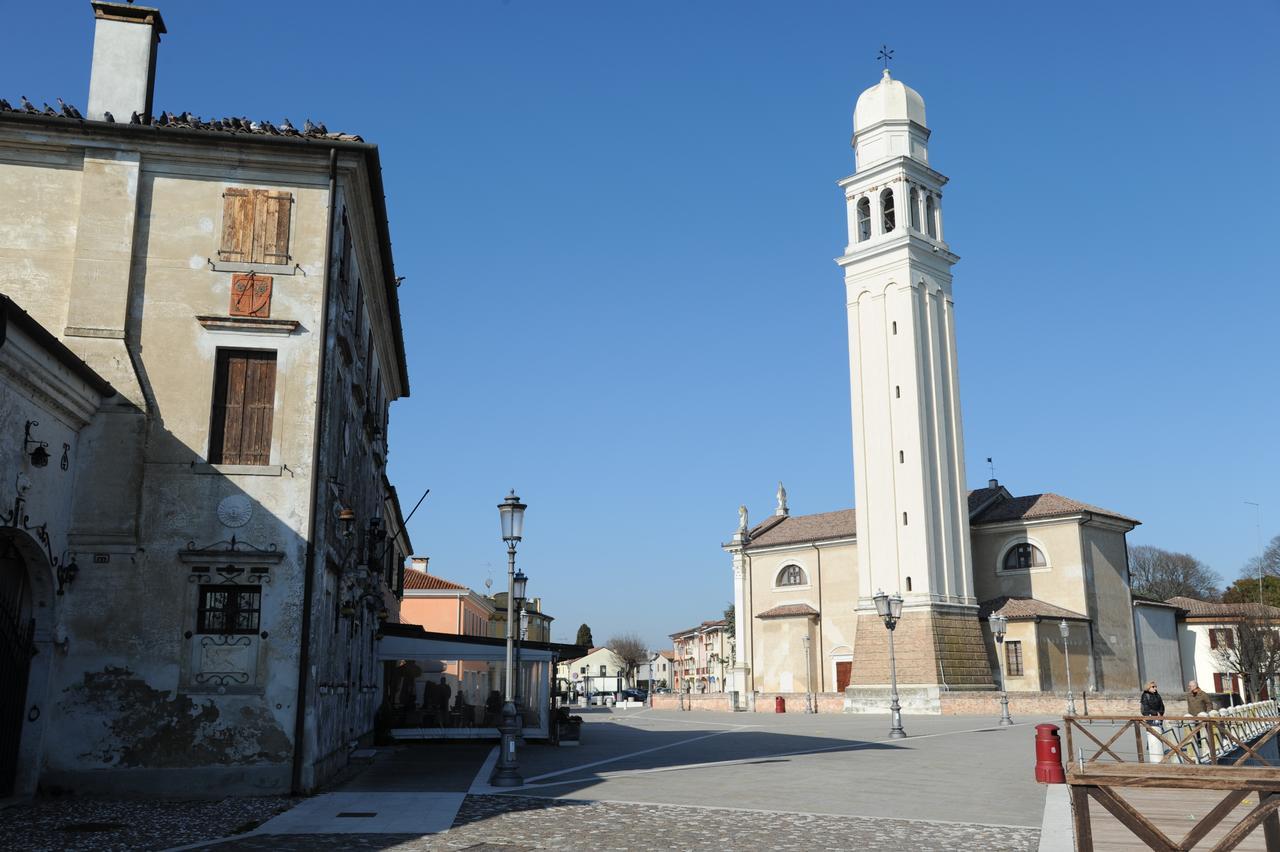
[895,385,900,398]
[856,197,871,242]
[776,564,808,587]
[925,195,937,238]
[909,188,921,230]
[1005,641,1024,676]
[1002,542,1047,571]
[905,577,912,592]
[892,321,898,335]
[902,512,908,525]
[899,450,904,463]
[880,189,896,233]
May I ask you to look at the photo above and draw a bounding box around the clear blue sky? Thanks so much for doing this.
[8,1,1279,648]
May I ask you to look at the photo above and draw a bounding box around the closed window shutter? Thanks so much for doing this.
[1226,629,1236,649]
[1210,629,1219,649]
[210,350,276,465]
[1214,673,1223,692]
[219,189,254,262]
[258,191,293,264]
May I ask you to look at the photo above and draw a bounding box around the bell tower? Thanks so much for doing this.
[838,70,994,704]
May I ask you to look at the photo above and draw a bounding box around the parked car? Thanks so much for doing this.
[621,688,648,702]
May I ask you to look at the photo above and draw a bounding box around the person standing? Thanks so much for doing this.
[1187,680,1214,716]
[1141,681,1166,761]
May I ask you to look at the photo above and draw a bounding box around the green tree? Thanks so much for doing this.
[575,623,594,647]
[1222,575,1280,609]
[723,602,736,667]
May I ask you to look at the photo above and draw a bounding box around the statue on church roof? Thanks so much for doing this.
[737,504,749,534]
[776,482,789,516]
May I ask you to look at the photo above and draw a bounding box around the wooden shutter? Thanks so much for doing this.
[1226,629,1236,649]
[1210,629,1219,649]
[1214,673,1223,692]
[218,189,255,262]
[209,350,276,465]
[258,191,293,264]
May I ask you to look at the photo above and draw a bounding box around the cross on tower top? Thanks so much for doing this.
[877,44,894,72]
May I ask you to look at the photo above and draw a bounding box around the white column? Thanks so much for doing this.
[730,546,749,696]
[915,186,928,234]
[934,194,945,242]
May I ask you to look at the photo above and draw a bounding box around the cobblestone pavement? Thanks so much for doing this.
[180,794,1039,851]
[0,795,292,852]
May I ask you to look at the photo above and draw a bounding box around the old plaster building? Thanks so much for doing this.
[726,71,1142,712]
[0,3,411,795]
[670,619,731,693]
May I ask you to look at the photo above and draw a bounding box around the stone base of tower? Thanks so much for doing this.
[843,607,995,713]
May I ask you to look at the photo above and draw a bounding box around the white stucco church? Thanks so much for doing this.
[725,70,1146,713]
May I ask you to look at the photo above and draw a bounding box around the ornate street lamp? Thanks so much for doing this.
[989,613,1014,727]
[1060,619,1077,716]
[491,490,527,787]
[513,568,528,708]
[873,589,906,739]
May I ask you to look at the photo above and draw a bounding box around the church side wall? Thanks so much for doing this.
[1081,524,1139,691]
[970,519,1091,615]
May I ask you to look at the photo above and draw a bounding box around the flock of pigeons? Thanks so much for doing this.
[0,95,362,141]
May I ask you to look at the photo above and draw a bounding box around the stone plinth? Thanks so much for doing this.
[850,608,995,689]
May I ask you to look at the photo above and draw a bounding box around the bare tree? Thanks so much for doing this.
[1249,534,1280,579]
[1129,545,1220,601]
[606,633,648,688]
[1212,618,1280,702]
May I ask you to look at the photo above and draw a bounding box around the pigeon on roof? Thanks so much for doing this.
[280,117,298,135]
[103,111,115,123]
[20,96,36,114]
[130,111,142,124]
[0,99,11,111]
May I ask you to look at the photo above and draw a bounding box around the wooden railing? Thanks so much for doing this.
[1062,705,1280,850]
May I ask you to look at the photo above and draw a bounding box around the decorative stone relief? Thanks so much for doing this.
[216,495,253,528]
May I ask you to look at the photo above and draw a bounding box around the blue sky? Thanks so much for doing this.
[8,1,1279,648]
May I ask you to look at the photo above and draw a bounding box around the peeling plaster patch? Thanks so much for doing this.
[189,254,207,269]
[62,667,291,768]
[198,216,214,233]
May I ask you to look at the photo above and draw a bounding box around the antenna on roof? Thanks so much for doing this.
[987,457,995,479]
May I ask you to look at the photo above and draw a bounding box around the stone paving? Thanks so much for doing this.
[0,795,292,852]
[183,795,1040,851]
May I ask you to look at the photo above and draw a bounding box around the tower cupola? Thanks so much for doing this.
[852,69,930,169]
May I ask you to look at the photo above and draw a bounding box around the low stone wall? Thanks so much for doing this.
[650,691,1145,716]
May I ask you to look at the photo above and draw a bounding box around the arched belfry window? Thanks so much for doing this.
[880,188,896,233]
[925,194,937,238]
[1002,542,1047,572]
[776,564,808,587]
[909,188,921,231]
[856,197,871,242]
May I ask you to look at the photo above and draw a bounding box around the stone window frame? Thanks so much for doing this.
[996,536,1051,575]
[774,563,811,590]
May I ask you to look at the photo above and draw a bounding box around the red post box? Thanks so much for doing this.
[1034,723,1066,784]
[775,696,786,713]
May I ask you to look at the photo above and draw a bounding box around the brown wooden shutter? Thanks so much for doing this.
[209,350,276,465]
[1214,673,1223,692]
[1210,629,1219,649]
[219,189,255,262]
[1226,628,1236,649]
[258,191,293,264]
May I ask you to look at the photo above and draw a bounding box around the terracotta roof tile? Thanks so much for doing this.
[755,603,820,619]
[971,493,1139,526]
[978,596,1089,621]
[746,509,856,549]
[1166,597,1280,619]
[402,570,469,591]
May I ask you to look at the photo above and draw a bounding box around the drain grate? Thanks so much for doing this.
[336,811,378,818]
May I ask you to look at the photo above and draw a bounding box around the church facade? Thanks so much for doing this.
[726,71,1143,712]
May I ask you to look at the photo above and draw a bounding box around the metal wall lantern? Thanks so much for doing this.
[338,506,356,538]
[24,421,50,468]
[56,557,79,595]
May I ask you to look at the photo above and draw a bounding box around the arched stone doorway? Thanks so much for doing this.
[0,533,36,797]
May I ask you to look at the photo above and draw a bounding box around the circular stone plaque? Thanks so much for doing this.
[217,495,253,528]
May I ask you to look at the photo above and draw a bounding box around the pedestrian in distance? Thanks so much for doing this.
[1140,680,1166,762]
[1187,680,1214,716]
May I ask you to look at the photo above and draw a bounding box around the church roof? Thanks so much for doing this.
[978,596,1088,622]
[745,509,857,548]
[969,493,1139,527]
[402,570,470,592]
[756,603,820,619]
[1165,597,1280,620]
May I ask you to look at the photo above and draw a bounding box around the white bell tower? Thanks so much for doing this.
[838,70,993,697]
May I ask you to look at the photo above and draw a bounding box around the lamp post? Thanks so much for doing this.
[989,613,1014,727]
[512,569,528,708]
[491,490,526,787]
[801,634,814,714]
[1060,619,1077,716]
[873,590,906,739]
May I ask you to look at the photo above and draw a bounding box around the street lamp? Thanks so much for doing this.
[1060,619,1077,716]
[491,490,526,787]
[801,634,814,714]
[988,613,1014,727]
[873,590,906,739]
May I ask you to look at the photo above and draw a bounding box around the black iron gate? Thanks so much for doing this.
[0,539,35,798]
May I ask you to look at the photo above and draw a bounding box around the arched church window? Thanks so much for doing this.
[905,576,912,592]
[880,188,896,233]
[1002,542,1047,572]
[925,195,937,238]
[776,564,808,587]
[909,188,921,231]
[856,198,871,242]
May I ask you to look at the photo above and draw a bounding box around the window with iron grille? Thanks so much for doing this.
[1005,640,1024,677]
[777,564,808,587]
[1002,543,1047,572]
[197,585,261,635]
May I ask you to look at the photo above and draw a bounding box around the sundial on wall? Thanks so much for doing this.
[216,495,253,528]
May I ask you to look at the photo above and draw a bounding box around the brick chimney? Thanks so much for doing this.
[409,556,429,573]
[87,2,166,123]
